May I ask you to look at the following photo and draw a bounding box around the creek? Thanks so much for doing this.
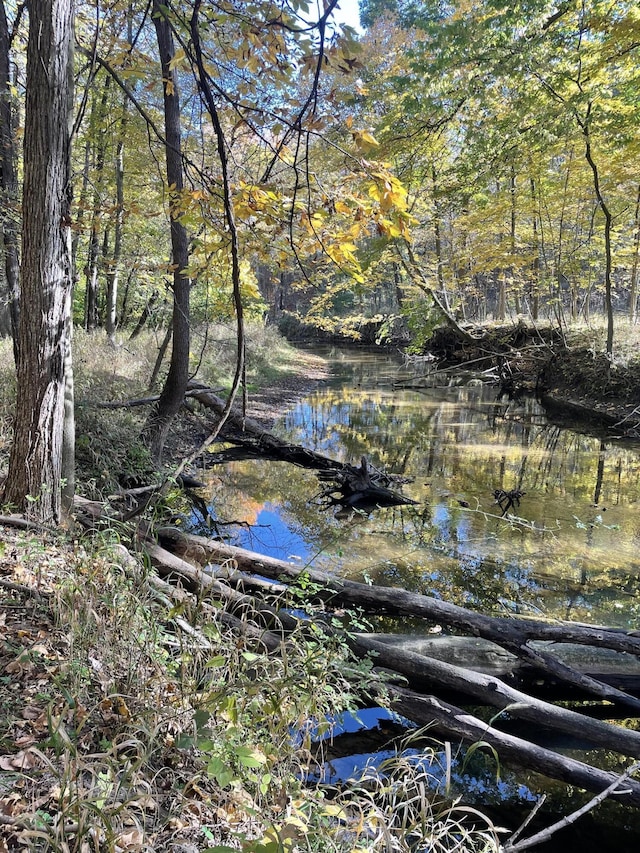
[206,346,640,631]
[199,346,640,848]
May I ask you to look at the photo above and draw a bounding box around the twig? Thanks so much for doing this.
[506,794,547,846]
[613,405,640,428]
[0,579,49,602]
[502,762,640,851]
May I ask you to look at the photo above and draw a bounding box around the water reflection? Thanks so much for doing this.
[203,347,640,630]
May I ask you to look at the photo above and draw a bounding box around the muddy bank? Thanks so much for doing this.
[424,322,640,440]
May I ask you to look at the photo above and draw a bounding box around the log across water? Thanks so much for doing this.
[187,384,417,510]
[148,529,640,809]
[357,633,640,700]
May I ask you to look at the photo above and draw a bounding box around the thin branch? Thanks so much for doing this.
[503,762,640,852]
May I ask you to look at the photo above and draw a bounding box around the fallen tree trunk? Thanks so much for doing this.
[348,635,640,759]
[187,384,416,509]
[158,528,640,713]
[358,633,640,699]
[145,535,640,808]
[389,686,640,808]
[157,528,640,654]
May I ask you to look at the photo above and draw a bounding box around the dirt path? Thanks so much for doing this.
[244,350,331,428]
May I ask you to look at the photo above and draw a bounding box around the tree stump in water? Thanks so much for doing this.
[317,455,418,512]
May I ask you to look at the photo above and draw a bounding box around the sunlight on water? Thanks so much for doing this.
[201,347,640,630]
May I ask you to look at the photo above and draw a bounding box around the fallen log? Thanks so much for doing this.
[143,533,640,809]
[187,384,416,509]
[357,634,640,699]
[389,686,640,809]
[348,635,640,759]
[156,528,640,714]
[145,541,299,639]
[195,563,640,698]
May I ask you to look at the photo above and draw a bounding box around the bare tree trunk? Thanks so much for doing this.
[105,93,129,341]
[148,322,173,391]
[0,0,20,361]
[72,138,90,289]
[129,289,159,339]
[629,184,640,324]
[509,165,519,314]
[83,77,110,331]
[431,165,447,308]
[4,0,74,523]
[143,0,191,463]
[581,105,614,356]
[530,176,540,320]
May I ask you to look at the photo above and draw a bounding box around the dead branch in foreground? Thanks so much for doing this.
[145,532,640,809]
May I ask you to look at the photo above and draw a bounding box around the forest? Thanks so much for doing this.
[1,0,640,850]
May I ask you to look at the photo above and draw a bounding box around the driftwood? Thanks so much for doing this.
[316,456,418,511]
[187,384,416,510]
[357,634,640,699]
[146,532,640,808]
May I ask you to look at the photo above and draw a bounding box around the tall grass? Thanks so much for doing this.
[0,324,305,494]
[1,537,501,852]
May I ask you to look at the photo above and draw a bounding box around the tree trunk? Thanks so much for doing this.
[529,176,540,321]
[581,103,614,356]
[431,165,447,307]
[129,289,159,339]
[629,184,640,323]
[4,0,75,523]
[105,93,129,341]
[83,77,110,331]
[0,0,20,361]
[509,165,518,314]
[143,0,191,463]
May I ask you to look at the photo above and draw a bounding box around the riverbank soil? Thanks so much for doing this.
[163,348,330,464]
[242,349,330,428]
[425,320,640,438]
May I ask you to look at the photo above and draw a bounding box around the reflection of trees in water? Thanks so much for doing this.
[211,362,640,627]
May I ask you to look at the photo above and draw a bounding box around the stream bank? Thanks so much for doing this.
[423,321,640,439]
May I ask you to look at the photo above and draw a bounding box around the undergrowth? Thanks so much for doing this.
[0,321,508,850]
[0,532,502,852]
[0,322,315,496]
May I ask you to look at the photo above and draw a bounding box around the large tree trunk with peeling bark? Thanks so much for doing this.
[3,0,75,524]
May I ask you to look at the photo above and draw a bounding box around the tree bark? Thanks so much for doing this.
[143,1,191,463]
[0,0,20,360]
[4,0,75,524]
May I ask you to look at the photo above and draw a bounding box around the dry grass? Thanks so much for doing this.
[0,323,320,495]
[0,529,503,852]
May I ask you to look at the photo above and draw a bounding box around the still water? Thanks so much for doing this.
[199,346,640,846]
[206,346,640,630]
